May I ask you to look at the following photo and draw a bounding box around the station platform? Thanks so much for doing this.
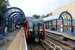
[45,29,75,40]
[0,27,27,50]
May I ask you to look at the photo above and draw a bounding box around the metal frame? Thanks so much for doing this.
[3,7,25,18]
[0,7,26,37]
[44,12,75,34]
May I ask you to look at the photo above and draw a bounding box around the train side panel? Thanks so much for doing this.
[43,20,45,39]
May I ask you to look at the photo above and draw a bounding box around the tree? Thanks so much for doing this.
[0,0,9,24]
[33,14,40,19]
[41,14,46,18]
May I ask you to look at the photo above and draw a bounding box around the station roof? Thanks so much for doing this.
[43,13,61,21]
[3,7,25,18]
[43,11,72,21]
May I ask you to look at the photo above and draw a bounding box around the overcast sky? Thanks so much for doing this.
[9,0,75,17]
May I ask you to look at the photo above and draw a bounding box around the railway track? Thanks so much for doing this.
[40,32,75,50]
[45,31,75,47]
[27,39,49,50]
[29,43,45,50]
[27,31,75,50]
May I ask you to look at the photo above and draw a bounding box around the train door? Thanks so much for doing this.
[34,22,39,35]
[34,22,40,42]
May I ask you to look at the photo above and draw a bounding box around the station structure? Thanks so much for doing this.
[43,11,75,34]
[0,7,26,37]
[0,7,28,50]
[44,1,75,34]
[0,6,75,50]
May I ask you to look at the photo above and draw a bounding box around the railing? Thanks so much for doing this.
[0,25,12,37]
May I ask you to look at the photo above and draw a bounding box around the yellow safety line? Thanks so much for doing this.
[19,36,23,50]
[19,28,23,50]
[7,38,18,50]
[7,29,21,50]
[16,29,21,37]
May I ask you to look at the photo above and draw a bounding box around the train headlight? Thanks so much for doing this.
[29,32,31,35]
[42,32,43,35]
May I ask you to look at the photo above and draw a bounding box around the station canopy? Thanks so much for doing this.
[3,7,25,18]
[43,11,72,21]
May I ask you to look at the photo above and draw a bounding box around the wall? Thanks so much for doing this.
[52,2,75,19]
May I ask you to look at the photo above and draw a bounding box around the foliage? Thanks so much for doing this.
[41,14,46,18]
[0,0,9,23]
[33,14,40,19]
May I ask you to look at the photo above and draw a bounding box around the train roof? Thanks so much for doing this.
[29,19,43,20]
[26,17,35,19]
[29,19,43,22]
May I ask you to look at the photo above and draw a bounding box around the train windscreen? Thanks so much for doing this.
[39,22,44,31]
[29,22,33,31]
[34,22,38,31]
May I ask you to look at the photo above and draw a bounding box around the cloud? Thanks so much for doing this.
[9,0,75,16]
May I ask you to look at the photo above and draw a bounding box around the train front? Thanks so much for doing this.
[28,19,45,42]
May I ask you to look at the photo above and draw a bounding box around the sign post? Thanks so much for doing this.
[60,24,63,32]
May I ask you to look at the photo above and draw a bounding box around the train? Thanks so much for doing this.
[23,19,45,42]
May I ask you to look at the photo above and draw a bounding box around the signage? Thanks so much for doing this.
[6,18,8,20]
[35,32,38,35]
[64,21,69,23]
[34,20,38,21]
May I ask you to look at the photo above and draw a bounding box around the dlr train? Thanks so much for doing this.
[23,19,45,42]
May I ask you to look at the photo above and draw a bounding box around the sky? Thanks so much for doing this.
[9,0,75,17]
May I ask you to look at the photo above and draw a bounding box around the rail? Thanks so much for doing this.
[45,39,62,50]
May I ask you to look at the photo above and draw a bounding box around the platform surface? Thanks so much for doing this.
[0,27,27,50]
[7,27,27,50]
[0,29,19,50]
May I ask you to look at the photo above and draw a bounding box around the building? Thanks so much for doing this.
[47,1,75,19]
[44,2,75,33]
[46,13,52,17]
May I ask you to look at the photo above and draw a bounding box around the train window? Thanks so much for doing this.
[29,22,33,31]
[39,22,44,31]
[34,22,38,31]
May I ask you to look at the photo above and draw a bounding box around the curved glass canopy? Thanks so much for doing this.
[3,7,25,18]
[43,11,72,21]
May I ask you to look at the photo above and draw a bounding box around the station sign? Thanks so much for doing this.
[64,21,69,23]
[6,18,8,20]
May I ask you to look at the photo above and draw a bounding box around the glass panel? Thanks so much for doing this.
[34,22,38,31]
[74,27,75,32]
[73,20,75,32]
[5,9,22,17]
[73,21,75,26]
[47,22,48,25]
[64,20,71,32]
[39,22,44,31]
[53,20,56,25]
[49,26,51,29]
[61,13,71,19]
[57,20,62,30]
[5,10,11,17]
[49,21,51,29]
[57,26,60,30]
[57,20,62,25]
[45,26,48,29]
[29,22,33,31]
[5,18,9,25]
[49,21,51,25]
